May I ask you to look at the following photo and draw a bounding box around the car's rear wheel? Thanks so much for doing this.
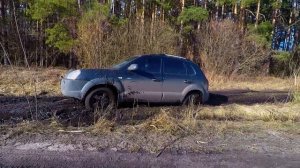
[85,88,116,110]
[182,92,202,106]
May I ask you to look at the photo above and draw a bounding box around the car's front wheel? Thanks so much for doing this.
[85,87,116,110]
[182,92,202,106]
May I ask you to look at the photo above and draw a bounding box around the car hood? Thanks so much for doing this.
[65,69,118,80]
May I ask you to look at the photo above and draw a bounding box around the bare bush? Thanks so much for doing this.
[76,13,179,68]
[198,20,271,77]
[76,16,270,75]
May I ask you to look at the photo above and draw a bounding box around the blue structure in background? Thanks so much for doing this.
[272,26,298,52]
[272,0,300,52]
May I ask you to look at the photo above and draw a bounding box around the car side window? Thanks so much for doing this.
[164,58,187,75]
[144,57,161,73]
[187,63,196,76]
[132,56,161,73]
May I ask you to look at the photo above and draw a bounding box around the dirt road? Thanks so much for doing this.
[1,147,299,168]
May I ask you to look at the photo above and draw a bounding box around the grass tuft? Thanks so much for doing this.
[141,106,199,135]
[143,108,180,134]
[90,118,115,134]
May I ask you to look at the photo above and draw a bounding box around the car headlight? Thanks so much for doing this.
[66,70,81,80]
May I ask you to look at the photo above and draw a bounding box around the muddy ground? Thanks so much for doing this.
[0,89,292,124]
[0,89,299,167]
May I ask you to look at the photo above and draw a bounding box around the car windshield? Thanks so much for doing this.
[112,57,138,69]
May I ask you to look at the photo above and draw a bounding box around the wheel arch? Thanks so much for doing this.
[80,77,123,101]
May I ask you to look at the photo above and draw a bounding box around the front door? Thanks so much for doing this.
[121,56,163,103]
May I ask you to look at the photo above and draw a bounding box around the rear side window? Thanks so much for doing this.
[164,58,187,75]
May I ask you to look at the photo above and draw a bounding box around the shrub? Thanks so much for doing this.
[198,20,271,77]
[247,21,273,46]
[76,8,179,68]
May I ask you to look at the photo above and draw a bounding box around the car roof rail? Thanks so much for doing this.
[164,54,186,59]
[139,54,187,60]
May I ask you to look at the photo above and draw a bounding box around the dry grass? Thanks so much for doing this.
[294,92,300,103]
[1,102,298,142]
[0,66,66,96]
[87,103,300,136]
[1,104,299,154]
[90,118,115,134]
[293,75,300,103]
[198,104,300,122]
[1,121,46,139]
[207,73,295,91]
[0,67,299,139]
[142,108,183,134]
[1,92,298,137]
[148,104,299,134]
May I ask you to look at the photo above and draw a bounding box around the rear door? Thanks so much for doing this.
[162,57,190,102]
[121,56,163,102]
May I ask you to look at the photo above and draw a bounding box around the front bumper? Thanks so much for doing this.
[61,78,88,100]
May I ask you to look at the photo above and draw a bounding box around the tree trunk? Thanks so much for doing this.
[125,0,132,18]
[150,3,156,44]
[77,0,81,9]
[239,5,246,33]
[69,52,74,68]
[135,0,145,28]
[234,2,238,21]
[110,0,115,15]
[215,5,219,20]
[180,0,185,56]
[12,1,30,68]
[1,0,8,65]
[289,8,295,24]
[161,7,164,23]
[255,0,261,28]
[221,4,225,19]
[272,0,280,25]
[141,0,145,28]
[38,21,44,67]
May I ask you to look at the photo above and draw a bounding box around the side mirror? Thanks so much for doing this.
[128,64,138,71]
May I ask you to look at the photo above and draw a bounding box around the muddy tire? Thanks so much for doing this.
[85,87,116,110]
[182,92,202,106]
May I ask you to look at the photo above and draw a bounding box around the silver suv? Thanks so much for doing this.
[61,54,209,109]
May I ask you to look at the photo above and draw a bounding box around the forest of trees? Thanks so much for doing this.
[0,0,300,76]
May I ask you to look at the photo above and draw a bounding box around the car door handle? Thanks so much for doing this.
[152,78,161,82]
[184,80,192,84]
